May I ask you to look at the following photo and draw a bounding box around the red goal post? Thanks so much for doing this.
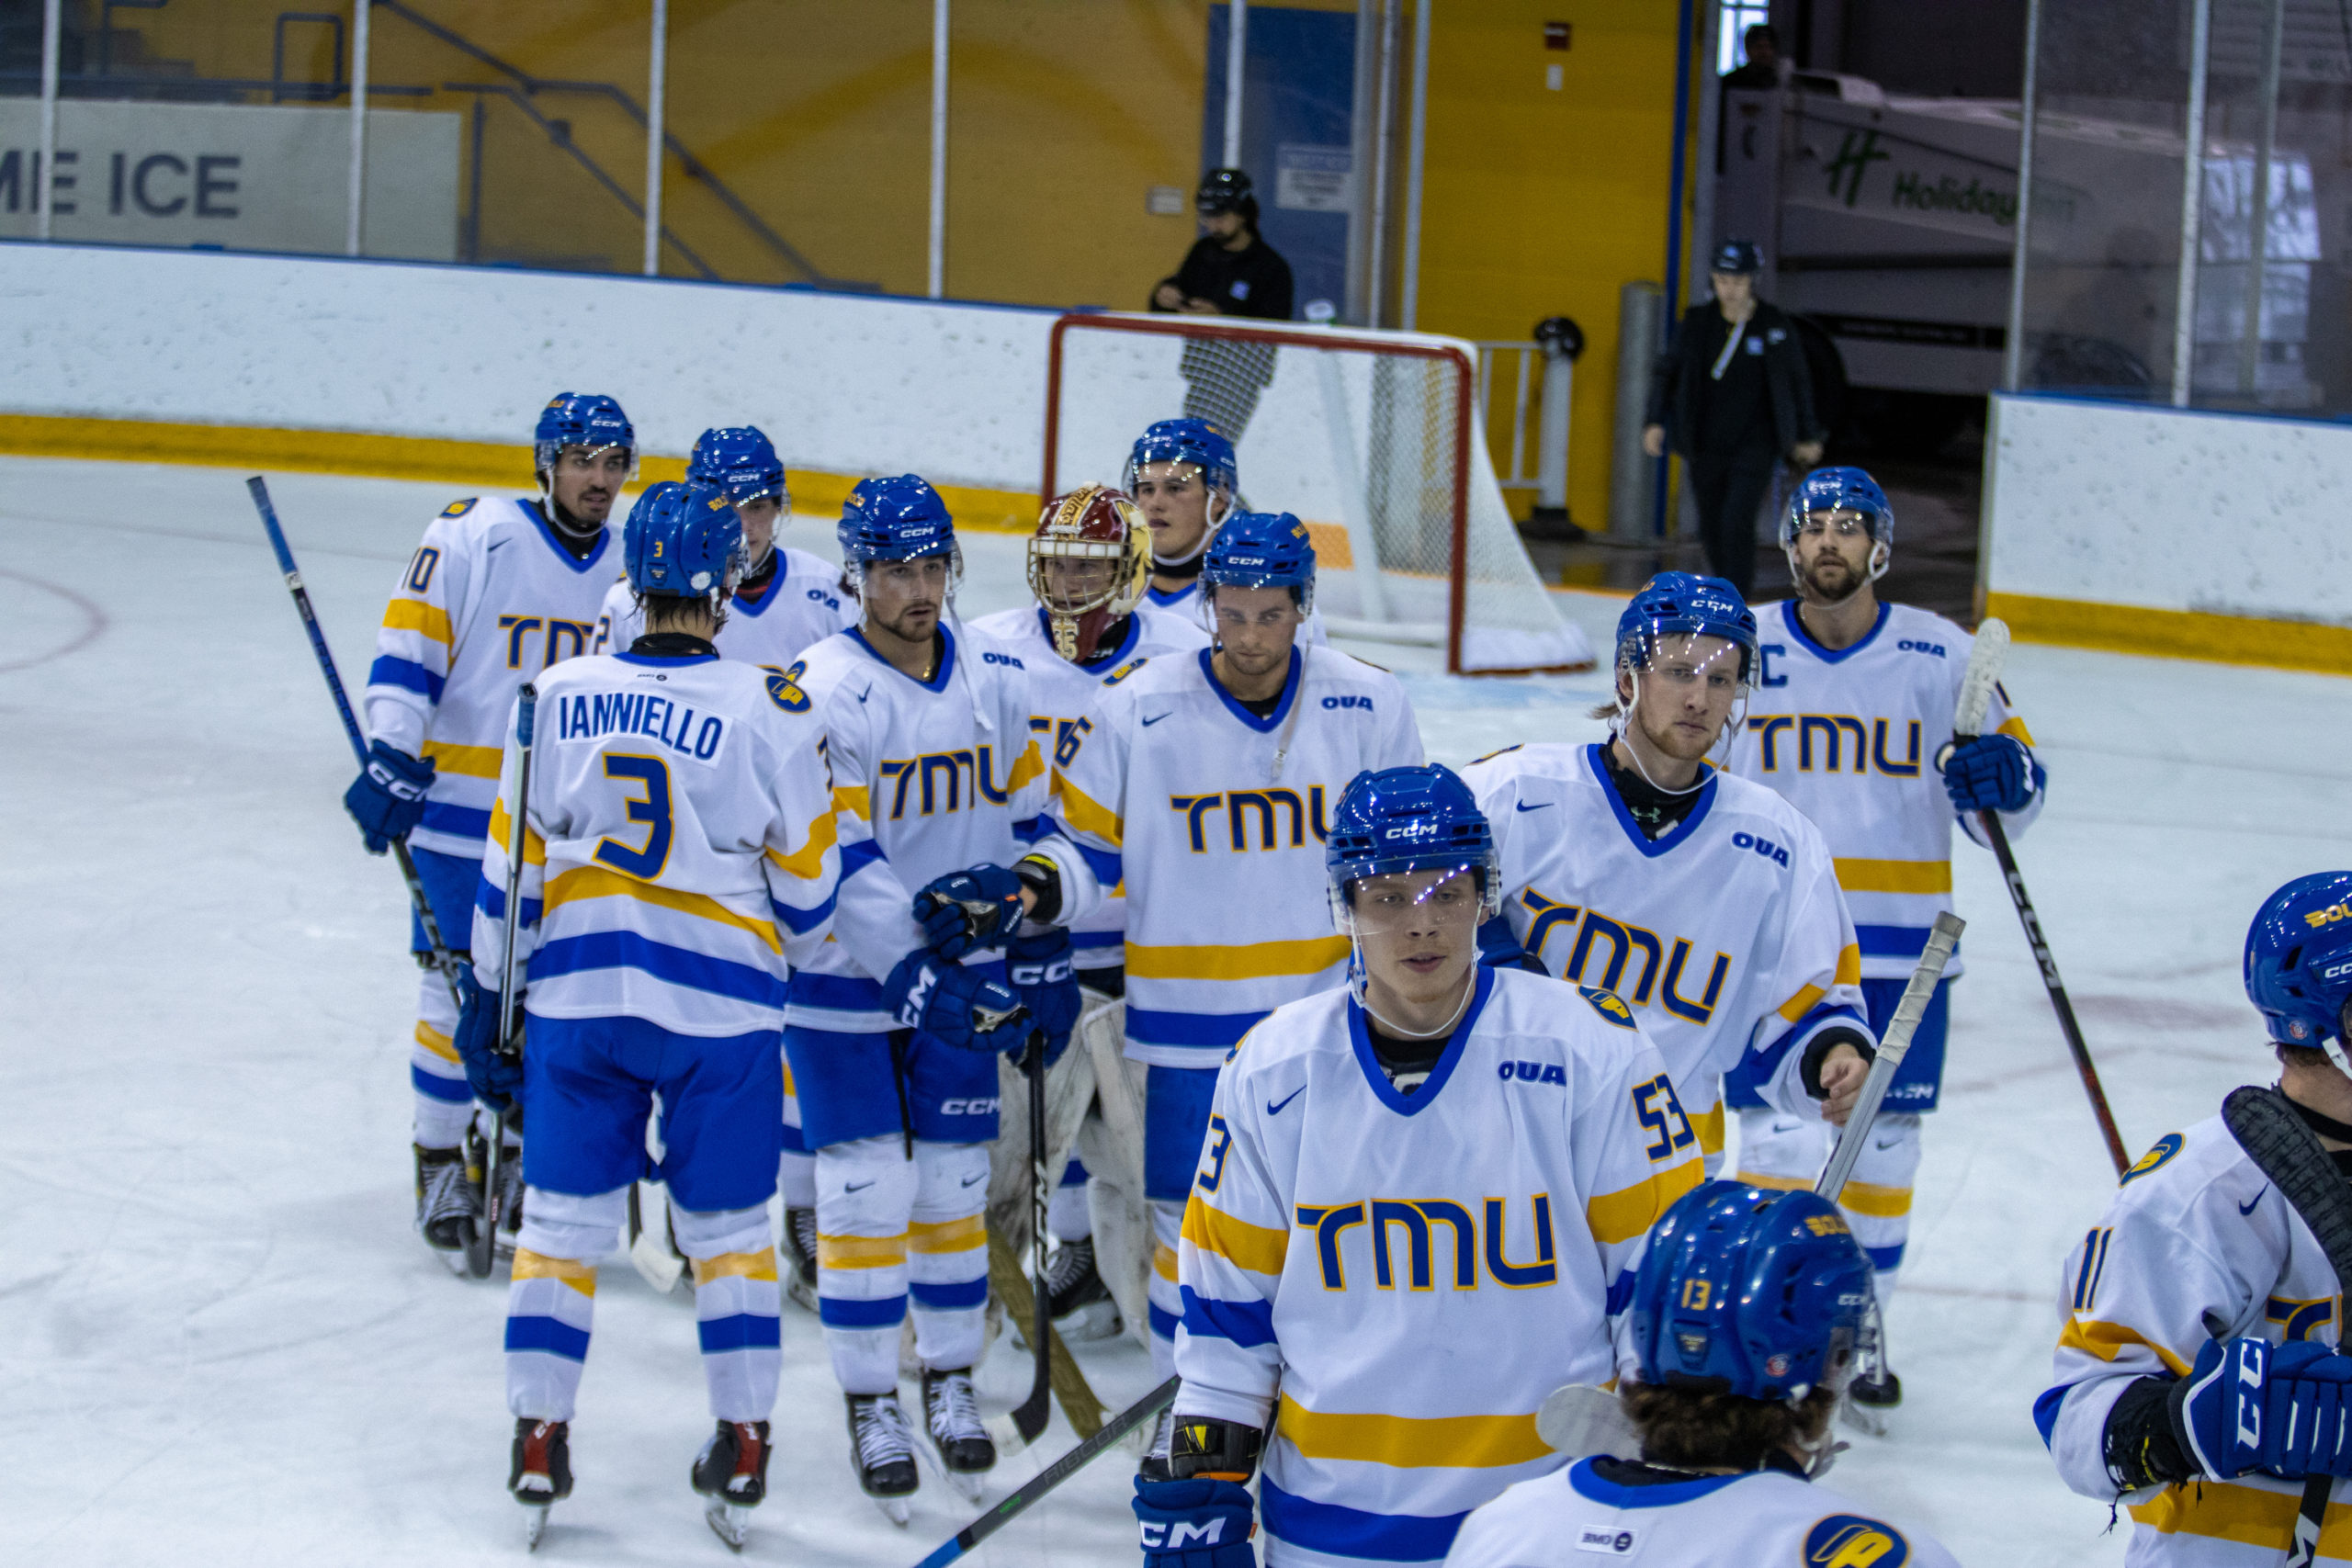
[1042,311,1594,676]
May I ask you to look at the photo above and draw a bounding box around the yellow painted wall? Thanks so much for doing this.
[1412,2,1683,536]
[109,0,1685,532]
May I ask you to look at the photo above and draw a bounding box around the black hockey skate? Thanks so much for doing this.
[692,1419,771,1551]
[510,1417,572,1550]
[414,1143,480,1270]
[922,1367,994,1500]
[784,1206,820,1314]
[1046,1236,1121,1340]
[845,1392,919,1526]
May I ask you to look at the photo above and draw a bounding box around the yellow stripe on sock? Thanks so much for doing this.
[907,1215,986,1254]
[819,1232,906,1269]
[1154,1242,1179,1282]
[692,1248,779,1285]
[1838,1179,1914,1218]
[1734,1170,1813,1191]
[413,1021,460,1064]
[513,1250,597,1295]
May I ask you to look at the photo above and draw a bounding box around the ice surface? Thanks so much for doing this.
[6,456,2349,1564]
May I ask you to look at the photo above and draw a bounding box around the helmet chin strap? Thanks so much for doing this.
[1611,669,1740,796]
[1345,931,1476,1040]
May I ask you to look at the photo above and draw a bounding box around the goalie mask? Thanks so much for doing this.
[1028,484,1152,663]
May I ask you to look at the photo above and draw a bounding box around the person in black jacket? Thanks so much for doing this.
[1644,240,1825,597]
[1152,169,1294,446]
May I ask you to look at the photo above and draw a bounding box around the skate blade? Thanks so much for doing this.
[785,1275,819,1314]
[704,1500,752,1551]
[871,1495,911,1528]
[523,1504,551,1551]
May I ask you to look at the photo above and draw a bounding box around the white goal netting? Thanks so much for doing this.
[1045,313,1594,674]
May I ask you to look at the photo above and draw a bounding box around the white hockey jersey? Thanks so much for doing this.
[470,650,838,1038]
[1728,600,2042,981]
[1443,1458,1961,1567]
[968,604,1209,975]
[1054,645,1422,1066]
[366,496,617,857]
[780,621,1101,1038]
[591,545,852,668]
[1461,742,1867,1161]
[2040,1110,2352,1564]
[1176,970,1704,1567]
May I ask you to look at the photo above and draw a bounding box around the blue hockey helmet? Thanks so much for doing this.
[1631,1180,1875,1404]
[1615,571,1758,683]
[1781,466,1894,581]
[1324,764,1503,933]
[838,474,962,599]
[1709,239,1764,276]
[623,480,745,601]
[1124,418,1239,511]
[688,426,789,509]
[2245,873,2352,1067]
[1202,511,1315,614]
[534,392,636,475]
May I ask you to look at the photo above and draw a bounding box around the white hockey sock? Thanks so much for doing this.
[777,1148,817,1211]
[1147,1197,1182,1378]
[675,1201,781,1423]
[908,1141,989,1371]
[816,1135,917,1394]
[411,969,473,1147]
[506,1250,595,1421]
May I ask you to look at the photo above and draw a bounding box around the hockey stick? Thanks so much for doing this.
[2221,1086,2352,1567]
[471,683,537,1280]
[985,1233,1106,1440]
[1535,919,1963,1460]
[911,1375,1182,1568]
[246,476,464,1009]
[1001,1032,1055,1448]
[1949,619,2131,1176]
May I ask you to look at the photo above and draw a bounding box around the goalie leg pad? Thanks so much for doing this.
[907,1140,990,1372]
[815,1135,918,1395]
[674,1202,782,1424]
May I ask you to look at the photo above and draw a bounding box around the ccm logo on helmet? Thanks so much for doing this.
[1730,831,1791,867]
[2302,901,2352,929]
[1322,694,1375,712]
[939,1098,1001,1116]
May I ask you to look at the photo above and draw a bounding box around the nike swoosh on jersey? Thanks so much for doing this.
[1266,1086,1306,1116]
[485,538,510,553]
[1513,800,1552,812]
[845,1179,877,1193]
[856,685,873,704]
[961,1171,987,1188]
[1872,1134,1902,1151]
[2241,1186,2268,1215]
[1142,713,1171,727]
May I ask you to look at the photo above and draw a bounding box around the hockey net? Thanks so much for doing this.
[1043,312,1593,675]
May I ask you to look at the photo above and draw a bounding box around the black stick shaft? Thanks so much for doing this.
[1981,807,2131,1175]
[246,475,462,1006]
[910,1375,1182,1568]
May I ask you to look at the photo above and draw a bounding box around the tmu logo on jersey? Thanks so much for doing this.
[875,743,1037,818]
[1294,1194,1559,1291]
[1169,785,1334,852]
[1746,714,1924,777]
[1520,889,1735,1025]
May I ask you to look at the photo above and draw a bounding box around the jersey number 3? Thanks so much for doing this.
[596,754,674,878]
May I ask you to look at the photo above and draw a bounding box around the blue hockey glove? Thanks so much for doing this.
[2177,1337,2352,1480]
[344,740,435,854]
[913,863,1025,961]
[1939,733,2039,814]
[1134,1476,1257,1568]
[1008,927,1081,1068]
[452,969,526,1113]
[882,953,1033,1054]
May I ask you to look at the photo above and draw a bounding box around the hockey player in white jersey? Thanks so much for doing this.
[1053,511,1420,1445]
[593,424,853,1314]
[1447,1180,1958,1567]
[1724,466,2047,1408]
[345,390,635,1265]
[451,480,838,1550]
[1125,417,1326,646]
[779,475,1101,1517]
[973,483,1207,1335]
[1459,573,1873,1173]
[593,425,851,664]
[2038,872,2352,1565]
[1137,766,1702,1568]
